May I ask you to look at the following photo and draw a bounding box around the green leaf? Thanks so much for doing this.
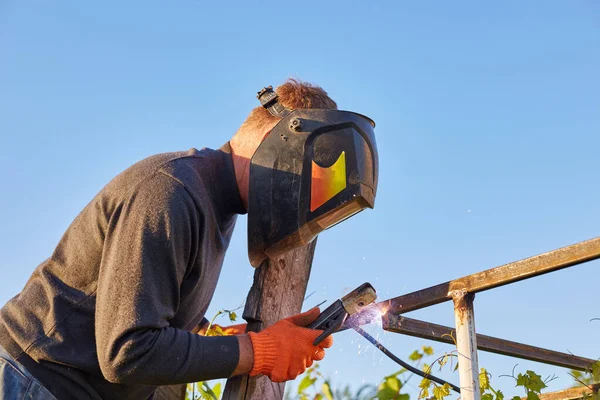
[511,397,521,400]
[384,376,401,393]
[322,381,333,400]
[200,382,218,400]
[482,394,494,400]
[206,325,225,336]
[592,361,600,382]
[377,388,399,400]
[516,373,528,387]
[212,383,222,399]
[422,345,434,356]
[228,311,237,322]
[298,375,317,394]
[433,383,451,400]
[409,350,423,361]
[496,389,505,400]
[480,368,490,391]
[524,370,546,392]
[418,378,431,399]
[527,391,540,400]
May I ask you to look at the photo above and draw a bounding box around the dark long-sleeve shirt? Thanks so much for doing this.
[0,144,246,400]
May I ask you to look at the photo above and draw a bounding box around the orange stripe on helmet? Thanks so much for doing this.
[310,151,347,212]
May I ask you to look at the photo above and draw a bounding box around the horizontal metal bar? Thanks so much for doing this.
[381,236,600,316]
[382,314,597,371]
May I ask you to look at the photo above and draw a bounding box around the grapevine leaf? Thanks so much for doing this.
[322,381,334,400]
[527,391,540,400]
[525,370,546,392]
[200,382,218,400]
[419,378,431,389]
[496,389,505,400]
[228,311,237,322]
[433,383,451,400]
[422,345,434,356]
[298,375,317,394]
[418,378,431,399]
[516,373,528,387]
[206,325,225,337]
[480,368,490,391]
[482,394,494,400]
[592,362,600,382]
[211,383,222,399]
[410,350,423,361]
[385,376,401,392]
[377,388,398,400]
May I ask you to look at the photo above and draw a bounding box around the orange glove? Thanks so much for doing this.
[248,308,334,382]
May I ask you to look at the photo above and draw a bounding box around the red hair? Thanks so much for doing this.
[239,79,338,134]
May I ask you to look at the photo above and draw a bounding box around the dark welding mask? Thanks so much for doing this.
[247,86,379,267]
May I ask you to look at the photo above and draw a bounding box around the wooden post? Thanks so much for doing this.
[222,239,318,400]
[520,384,599,400]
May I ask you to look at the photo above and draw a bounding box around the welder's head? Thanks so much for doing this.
[247,80,379,267]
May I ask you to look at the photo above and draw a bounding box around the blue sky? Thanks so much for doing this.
[1,1,599,397]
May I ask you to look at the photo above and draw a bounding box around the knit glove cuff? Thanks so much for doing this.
[247,330,279,376]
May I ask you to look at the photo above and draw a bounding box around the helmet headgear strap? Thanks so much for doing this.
[257,86,292,119]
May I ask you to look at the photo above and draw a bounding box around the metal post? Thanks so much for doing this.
[381,314,596,371]
[452,290,480,400]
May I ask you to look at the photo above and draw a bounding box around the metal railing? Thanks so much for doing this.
[377,236,600,400]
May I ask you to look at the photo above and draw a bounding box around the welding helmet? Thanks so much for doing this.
[247,86,379,267]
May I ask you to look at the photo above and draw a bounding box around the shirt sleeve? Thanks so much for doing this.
[95,172,239,385]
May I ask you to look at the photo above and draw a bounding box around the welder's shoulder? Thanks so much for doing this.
[103,148,208,198]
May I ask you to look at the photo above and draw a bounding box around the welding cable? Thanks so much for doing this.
[353,326,461,394]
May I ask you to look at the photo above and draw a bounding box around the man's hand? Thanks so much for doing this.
[245,308,333,382]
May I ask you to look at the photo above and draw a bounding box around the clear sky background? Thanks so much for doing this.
[1,1,598,398]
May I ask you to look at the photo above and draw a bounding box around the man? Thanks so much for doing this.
[0,79,378,399]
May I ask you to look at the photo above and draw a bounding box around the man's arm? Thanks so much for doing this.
[232,335,254,376]
[95,172,241,385]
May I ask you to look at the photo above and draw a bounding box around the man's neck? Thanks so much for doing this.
[229,124,276,212]
[229,140,251,212]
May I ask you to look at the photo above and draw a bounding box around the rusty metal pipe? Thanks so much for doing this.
[452,290,481,400]
[379,236,600,316]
